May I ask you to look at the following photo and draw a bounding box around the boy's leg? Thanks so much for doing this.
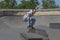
[27,17,36,28]
[27,18,36,32]
[30,18,36,29]
[27,17,31,28]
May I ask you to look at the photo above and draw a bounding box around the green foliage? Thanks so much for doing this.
[18,0,39,9]
[0,0,17,9]
[0,1,4,8]
[42,0,59,9]
[0,0,59,9]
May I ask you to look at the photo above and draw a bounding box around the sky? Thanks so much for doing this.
[16,0,60,6]
[55,0,60,6]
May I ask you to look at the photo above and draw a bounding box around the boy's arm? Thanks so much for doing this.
[32,9,36,14]
[32,6,39,14]
[32,3,43,14]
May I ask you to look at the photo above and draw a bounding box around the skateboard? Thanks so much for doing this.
[28,27,36,33]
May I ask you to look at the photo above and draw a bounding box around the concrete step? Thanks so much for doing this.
[20,29,49,40]
[20,32,43,40]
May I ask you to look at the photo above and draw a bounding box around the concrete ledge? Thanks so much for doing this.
[50,23,60,29]
[0,9,60,16]
[20,32,43,40]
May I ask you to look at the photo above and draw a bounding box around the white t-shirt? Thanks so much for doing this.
[28,9,33,14]
[23,9,33,21]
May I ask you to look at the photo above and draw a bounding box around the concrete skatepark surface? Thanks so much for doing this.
[0,16,60,40]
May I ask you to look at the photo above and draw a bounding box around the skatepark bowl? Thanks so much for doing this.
[0,9,60,40]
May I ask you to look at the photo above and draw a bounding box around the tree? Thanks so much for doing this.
[0,0,17,9]
[18,0,27,9]
[18,0,39,9]
[42,0,58,9]
[0,1,4,8]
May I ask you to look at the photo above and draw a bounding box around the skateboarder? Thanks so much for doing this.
[23,6,39,32]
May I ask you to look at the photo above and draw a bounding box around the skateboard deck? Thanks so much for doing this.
[28,28,36,33]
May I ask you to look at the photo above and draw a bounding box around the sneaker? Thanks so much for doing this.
[27,25,30,28]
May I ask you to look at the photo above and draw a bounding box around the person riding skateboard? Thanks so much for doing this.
[23,6,39,32]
